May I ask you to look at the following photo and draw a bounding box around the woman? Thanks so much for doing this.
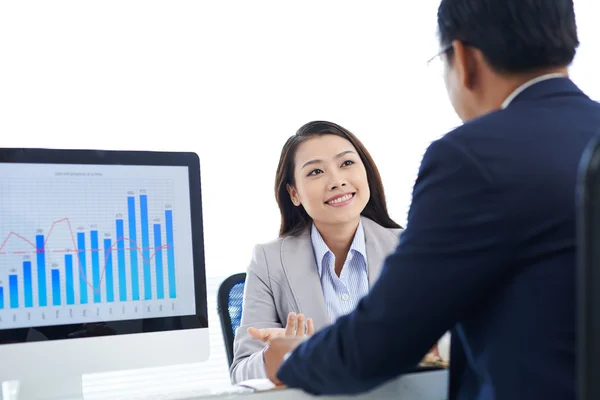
[230,121,407,383]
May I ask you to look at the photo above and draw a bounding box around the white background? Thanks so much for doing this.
[0,0,598,397]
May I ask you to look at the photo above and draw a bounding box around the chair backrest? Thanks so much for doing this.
[217,272,247,367]
[577,135,600,400]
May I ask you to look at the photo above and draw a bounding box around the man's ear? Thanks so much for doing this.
[452,40,477,91]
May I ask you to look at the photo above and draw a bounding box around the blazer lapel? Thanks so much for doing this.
[362,216,398,286]
[280,231,330,329]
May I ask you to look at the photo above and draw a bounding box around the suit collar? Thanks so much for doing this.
[504,76,586,107]
[280,229,330,329]
[362,216,395,284]
[501,73,567,108]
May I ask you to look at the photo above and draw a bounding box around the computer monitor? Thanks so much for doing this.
[0,148,209,400]
[577,136,600,400]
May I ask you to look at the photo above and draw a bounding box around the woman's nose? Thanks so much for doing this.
[328,168,348,190]
[329,181,347,191]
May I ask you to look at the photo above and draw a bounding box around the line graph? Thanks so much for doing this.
[0,192,177,309]
[0,217,170,291]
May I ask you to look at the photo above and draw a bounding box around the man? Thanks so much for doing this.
[262,1,600,399]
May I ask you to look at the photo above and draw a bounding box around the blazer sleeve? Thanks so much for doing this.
[230,243,285,383]
[277,137,512,394]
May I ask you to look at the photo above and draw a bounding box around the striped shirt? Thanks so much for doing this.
[311,221,369,323]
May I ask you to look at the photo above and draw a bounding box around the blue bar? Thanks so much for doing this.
[90,230,101,303]
[77,232,88,304]
[104,238,114,302]
[23,261,32,308]
[0,287,4,309]
[116,219,127,301]
[9,275,18,308]
[51,269,60,306]
[128,196,140,300]
[165,209,176,298]
[36,235,47,307]
[140,194,152,300]
[65,255,75,305]
[154,224,164,299]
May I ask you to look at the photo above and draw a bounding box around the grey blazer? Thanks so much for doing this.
[230,216,402,383]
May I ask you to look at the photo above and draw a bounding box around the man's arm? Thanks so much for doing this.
[276,137,513,394]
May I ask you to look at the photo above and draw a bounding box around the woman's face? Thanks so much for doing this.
[288,134,370,228]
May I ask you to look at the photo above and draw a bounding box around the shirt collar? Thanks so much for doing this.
[311,220,367,278]
[501,73,567,109]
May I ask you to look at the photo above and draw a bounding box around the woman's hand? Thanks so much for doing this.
[248,312,314,344]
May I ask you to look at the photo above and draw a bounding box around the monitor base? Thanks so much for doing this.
[2,376,83,400]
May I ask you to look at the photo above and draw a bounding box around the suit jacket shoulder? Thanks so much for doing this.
[361,216,402,256]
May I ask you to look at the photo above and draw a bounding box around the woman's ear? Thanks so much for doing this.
[286,184,300,206]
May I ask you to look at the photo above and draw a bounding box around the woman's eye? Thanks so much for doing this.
[342,160,354,167]
[308,168,323,176]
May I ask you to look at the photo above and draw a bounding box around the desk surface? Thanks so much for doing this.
[195,369,448,400]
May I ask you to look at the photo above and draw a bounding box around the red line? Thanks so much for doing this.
[0,247,161,255]
[0,218,172,294]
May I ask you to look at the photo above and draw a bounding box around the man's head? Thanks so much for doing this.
[437,0,579,121]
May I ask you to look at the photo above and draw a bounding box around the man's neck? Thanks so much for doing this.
[468,66,569,120]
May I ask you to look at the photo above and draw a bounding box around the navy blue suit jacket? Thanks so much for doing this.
[277,78,600,400]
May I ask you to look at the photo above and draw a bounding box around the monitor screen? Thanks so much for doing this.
[0,161,202,336]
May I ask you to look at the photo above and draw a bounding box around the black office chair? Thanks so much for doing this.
[217,272,246,367]
[577,135,600,400]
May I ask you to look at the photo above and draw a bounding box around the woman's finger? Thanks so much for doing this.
[306,318,315,335]
[295,314,305,336]
[285,312,297,336]
[248,327,266,342]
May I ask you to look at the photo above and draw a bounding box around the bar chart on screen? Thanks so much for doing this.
[0,164,196,330]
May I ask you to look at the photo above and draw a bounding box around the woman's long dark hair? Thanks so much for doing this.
[275,121,401,237]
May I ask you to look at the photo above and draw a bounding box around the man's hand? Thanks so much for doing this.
[248,312,314,344]
[421,343,449,368]
[264,336,305,385]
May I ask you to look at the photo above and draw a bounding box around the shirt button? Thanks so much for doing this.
[341,293,349,301]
